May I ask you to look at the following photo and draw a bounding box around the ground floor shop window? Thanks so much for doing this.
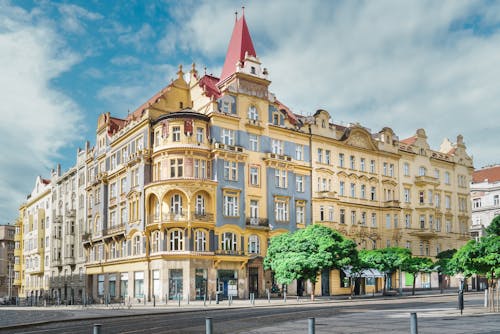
[169,269,183,299]
[134,271,144,298]
[195,269,207,300]
[120,273,128,298]
[152,270,160,297]
[109,274,116,297]
[217,270,237,298]
[98,274,104,296]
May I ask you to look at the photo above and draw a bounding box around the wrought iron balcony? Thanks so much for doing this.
[245,217,269,228]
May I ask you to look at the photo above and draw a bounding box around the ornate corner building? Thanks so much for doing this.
[14,13,473,301]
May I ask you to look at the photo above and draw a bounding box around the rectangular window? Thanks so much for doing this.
[275,169,287,188]
[339,181,345,196]
[172,126,181,142]
[275,199,289,222]
[370,160,375,173]
[494,195,499,206]
[223,193,239,216]
[389,164,394,177]
[350,155,355,169]
[403,163,409,176]
[98,274,105,296]
[295,145,303,161]
[317,148,323,163]
[383,162,388,176]
[419,215,425,229]
[405,214,411,228]
[371,213,377,227]
[419,191,424,204]
[370,186,376,200]
[360,184,366,199]
[351,211,356,225]
[360,158,365,172]
[404,188,410,203]
[223,161,237,181]
[325,150,331,164]
[428,190,433,204]
[386,214,391,228]
[152,270,160,297]
[444,172,450,184]
[120,177,127,194]
[271,139,283,155]
[394,214,398,228]
[249,166,259,186]
[339,153,344,168]
[110,182,117,199]
[350,183,356,198]
[249,134,259,151]
[134,271,144,298]
[445,195,451,209]
[296,175,304,192]
[222,128,234,145]
[340,209,345,224]
[296,202,305,224]
[196,127,204,143]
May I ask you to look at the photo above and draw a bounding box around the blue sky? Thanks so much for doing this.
[1,0,500,223]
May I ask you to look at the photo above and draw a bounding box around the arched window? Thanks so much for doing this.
[170,194,183,215]
[195,230,206,252]
[151,231,160,253]
[170,230,184,251]
[195,195,205,216]
[248,235,260,254]
[221,232,237,252]
[154,199,160,219]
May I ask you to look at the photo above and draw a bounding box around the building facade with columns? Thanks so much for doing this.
[15,13,473,301]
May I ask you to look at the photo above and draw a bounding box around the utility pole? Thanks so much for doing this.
[8,261,12,300]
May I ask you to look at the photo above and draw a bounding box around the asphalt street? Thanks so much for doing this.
[0,293,498,333]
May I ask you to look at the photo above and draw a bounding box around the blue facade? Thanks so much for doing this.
[214,158,246,229]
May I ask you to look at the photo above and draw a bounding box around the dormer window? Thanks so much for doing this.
[273,113,279,125]
[251,66,256,74]
[222,101,230,113]
[322,120,326,128]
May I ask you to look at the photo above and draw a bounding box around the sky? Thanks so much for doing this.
[1,0,500,224]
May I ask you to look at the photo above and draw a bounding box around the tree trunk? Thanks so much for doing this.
[412,274,417,296]
[383,275,387,295]
[311,281,315,301]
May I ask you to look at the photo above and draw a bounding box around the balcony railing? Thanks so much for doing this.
[383,200,400,208]
[245,217,269,227]
[148,212,187,225]
[215,249,245,256]
[63,257,75,265]
[191,211,214,222]
[415,175,439,186]
[266,152,292,162]
[103,224,126,236]
[214,142,245,153]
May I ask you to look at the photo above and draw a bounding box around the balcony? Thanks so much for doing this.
[214,142,245,153]
[415,175,439,186]
[245,118,263,128]
[383,200,400,208]
[103,224,126,236]
[408,228,438,240]
[63,256,75,266]
[215,250,245,256]
[52,258,62,267]
[148,212,188,225]
[191,211,214,222]
[246,217,269,228]
[265,152,292,162]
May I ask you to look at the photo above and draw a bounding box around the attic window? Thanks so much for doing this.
[273,113,279,125]
[179,102,183,109]
[251,66,256,74]
[322,120,326,128]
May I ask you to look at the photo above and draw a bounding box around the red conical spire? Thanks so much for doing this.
[219,12,257,83]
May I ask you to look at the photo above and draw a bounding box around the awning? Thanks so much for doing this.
[342,267,384,278]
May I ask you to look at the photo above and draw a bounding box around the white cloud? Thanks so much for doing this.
[57,3,103,34]
[111,55,140,66]
[162,0,500,168]
[0,2,83,223]
[118,23,155,51]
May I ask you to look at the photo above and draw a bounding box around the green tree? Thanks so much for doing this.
[435,249,457,293]
[359,247,411,295]
[264,224,358,300]
[485,215,500,236]
[450,235,500,310]
[402,256,434,295]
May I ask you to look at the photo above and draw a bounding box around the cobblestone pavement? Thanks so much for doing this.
[0,291,497,333]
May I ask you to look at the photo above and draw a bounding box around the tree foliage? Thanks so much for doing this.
[359,247,411,294]
[264,224,358,297]
[449,235,500,278]
[485,215,500,237]
[435,249,457,276]
[402,256,434,295]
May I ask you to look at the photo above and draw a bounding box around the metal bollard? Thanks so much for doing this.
[93,324,102,334]
[178,294,181,307]
[410,312,418,334]
[205,317,213,334]
[153,295,156,307]
[308,317,315,334]
[484,288,488,308]
[166,294,168,305]
[268,290,271,303]
[284,291,287,303]
[187,293,189,305]
[216,293,219,304]
[458,290,464,315]
[203,295,206,307]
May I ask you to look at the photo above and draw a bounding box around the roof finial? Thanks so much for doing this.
[242,6,245,16]
[235,10,238,22]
